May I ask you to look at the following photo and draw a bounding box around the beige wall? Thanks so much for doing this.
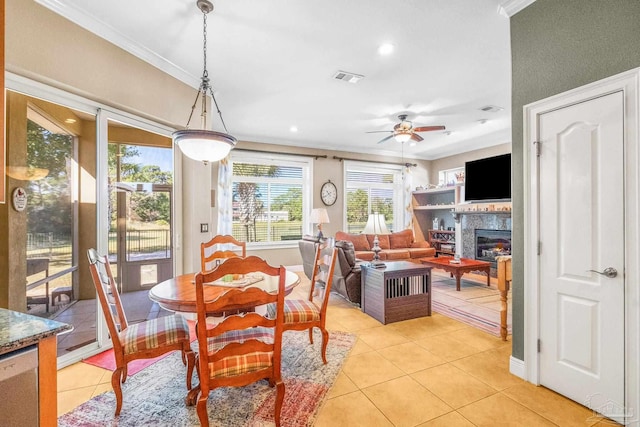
[4,0,195,128]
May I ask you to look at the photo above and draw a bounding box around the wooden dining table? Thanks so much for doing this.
[148,269,301,313]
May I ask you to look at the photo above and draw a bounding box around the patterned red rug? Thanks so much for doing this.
[60,329,356,426]
[82,320,197,376]
[431,270,512,338]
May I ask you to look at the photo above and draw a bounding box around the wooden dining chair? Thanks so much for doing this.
[200,234,247,272]
[87,248,195,416]
[268,240,337,364]
[192,256,286,427]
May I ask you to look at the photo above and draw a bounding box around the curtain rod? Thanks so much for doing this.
[234,148,327,160]
[332,155,417,168]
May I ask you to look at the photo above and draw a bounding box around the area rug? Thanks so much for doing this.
[82,320,197,376]
[430,270,512,338]
[60,329,356,427]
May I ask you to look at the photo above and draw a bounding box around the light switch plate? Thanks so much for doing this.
[200,223,209,233]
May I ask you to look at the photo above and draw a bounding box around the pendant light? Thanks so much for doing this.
[173,0,236,163]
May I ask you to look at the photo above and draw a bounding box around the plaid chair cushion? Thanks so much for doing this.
[120,314,189,355]
[206,327,274,378]
[266,299,321,323]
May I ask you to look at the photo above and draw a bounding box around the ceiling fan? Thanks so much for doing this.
[367,114,445,144]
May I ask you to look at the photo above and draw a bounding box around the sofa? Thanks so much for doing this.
[298,229,435,306]
[335,229,435,261]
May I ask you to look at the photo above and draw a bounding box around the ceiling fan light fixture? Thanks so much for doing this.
[394,132,412,143]
[173,0,236,164]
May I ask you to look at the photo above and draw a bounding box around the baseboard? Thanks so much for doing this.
[510,356,525,379]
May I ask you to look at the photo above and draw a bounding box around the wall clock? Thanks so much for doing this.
[320,180,337,206]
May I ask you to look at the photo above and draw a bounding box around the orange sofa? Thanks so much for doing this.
[335,229,435,261]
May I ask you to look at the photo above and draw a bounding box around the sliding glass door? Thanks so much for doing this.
[5,76,178,366]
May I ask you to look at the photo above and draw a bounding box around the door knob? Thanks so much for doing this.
[588,267,618,278]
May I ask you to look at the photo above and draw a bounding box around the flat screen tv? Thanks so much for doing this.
[464,154,511,202]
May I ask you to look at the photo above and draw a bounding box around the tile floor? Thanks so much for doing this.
[57,274,619,426]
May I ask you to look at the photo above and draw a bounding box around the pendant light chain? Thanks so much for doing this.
[184,3,230,134]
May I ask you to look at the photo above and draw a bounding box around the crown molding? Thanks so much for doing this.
[35,0,200,89]
[498,0,537,17]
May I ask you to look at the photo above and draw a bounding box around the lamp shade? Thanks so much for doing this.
[362,213,390,235]
[173,129,237,162]
[310,208,330,224]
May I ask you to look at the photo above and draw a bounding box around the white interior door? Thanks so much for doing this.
[537,91,625,418]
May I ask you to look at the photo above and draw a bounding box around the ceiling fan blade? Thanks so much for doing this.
[410,133,424,142]
[366,130,393,134]
[377,134,395,144]
[413,125,446,133]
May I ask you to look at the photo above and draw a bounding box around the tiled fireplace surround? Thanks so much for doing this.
[460,213,512,274]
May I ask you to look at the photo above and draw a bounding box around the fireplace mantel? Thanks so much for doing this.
[452,210,511,222]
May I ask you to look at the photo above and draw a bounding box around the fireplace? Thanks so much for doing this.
[475,229,511,267]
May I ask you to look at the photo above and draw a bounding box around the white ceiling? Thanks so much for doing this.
[37,0,516,160]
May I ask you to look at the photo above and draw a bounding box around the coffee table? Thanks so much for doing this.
[361,261,432,324]
[420,257,491,291]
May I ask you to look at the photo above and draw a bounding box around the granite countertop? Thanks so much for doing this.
[0,308,73,355]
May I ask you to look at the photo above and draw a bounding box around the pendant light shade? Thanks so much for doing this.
[173,0,236,164]
[174,129,236,162]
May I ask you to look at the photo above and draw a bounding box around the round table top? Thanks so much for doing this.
[148,269,301,313]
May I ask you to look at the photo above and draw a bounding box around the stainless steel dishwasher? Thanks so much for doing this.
[0,345,39,427]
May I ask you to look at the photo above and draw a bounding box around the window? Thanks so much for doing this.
[439,167,464,187]
[344,161,403,233]
[229,152,311,245]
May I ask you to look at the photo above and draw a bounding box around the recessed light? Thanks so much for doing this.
[289,126,298,133]
[378,43,394,56]
[65,118,77,124]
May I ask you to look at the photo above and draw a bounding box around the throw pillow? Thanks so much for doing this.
[389,229,413,248]
[335,231,370,251]
[365,234,390,249]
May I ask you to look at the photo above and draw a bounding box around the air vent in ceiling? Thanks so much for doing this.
[333,70,364,84]
[479,105,504,113]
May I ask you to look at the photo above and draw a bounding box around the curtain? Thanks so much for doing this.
[217,156,232,234]
[403,165,413,230]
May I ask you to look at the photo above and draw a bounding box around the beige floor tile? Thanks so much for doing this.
[57,362,111,392]
[342,351,405,388]
[452,351,523,390]
[92,382,113,397]
[315,390,393,427]
[447,327,506,351]
[412,363,497,409]
[418,411,476,426]
[356,326,410,350]
[377,342,446,373]
[58,385,95,415]
[348,338,375,356]
[326,371,359,399]
[415,334,485,362]
[458,393,556,426]
[336,311,384,332]
[362,376,452,427]
[503,383,603,426]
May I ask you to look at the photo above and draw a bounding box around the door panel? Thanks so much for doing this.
[538,91,624,413]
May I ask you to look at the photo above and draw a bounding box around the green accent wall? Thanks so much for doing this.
[510,0,640,360]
